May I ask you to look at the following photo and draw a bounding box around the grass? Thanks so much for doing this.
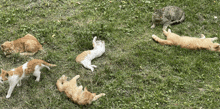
[0,0,220,108]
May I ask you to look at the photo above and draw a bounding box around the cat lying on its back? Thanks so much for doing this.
[0,59,56,98]
[152,29,220,52]
[1,34,43,57]
[151,6,185,30]
[56,75,105,105]
[76,36,105,72]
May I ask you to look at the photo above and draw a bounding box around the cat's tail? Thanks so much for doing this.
[41,61,57,70]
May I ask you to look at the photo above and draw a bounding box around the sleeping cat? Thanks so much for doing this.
[76,36,105,72]
[152,29,220,51]
[56,75,105,105]
[0,59,56,98]
[1,34,43,57]
[151,6,185,30]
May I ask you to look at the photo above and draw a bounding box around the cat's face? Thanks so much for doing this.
[153,9,163,21]
[0,69,8,83]
[1,41,14,55]
[94,40,105,47]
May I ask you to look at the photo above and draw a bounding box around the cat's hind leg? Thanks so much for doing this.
[92,93,106,101]
[33,70,41,82]
[17,80,22,86]
[81,60,94,72]
[207,37,218,42]
[91,65,97,68]
[152,35,173,45]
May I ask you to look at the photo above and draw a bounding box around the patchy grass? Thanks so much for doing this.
[0,0,220,108]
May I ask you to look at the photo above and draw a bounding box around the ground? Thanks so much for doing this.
[0,0,220,108]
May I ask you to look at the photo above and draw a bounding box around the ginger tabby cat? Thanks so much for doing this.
[1,34,43,57]
[56,75,105,105]
[0,59,56,98]
[152,29,220,52]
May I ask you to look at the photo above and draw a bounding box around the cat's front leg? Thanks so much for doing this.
[162,22,171,30]
[151,23,156,29]
[6,80,18,98]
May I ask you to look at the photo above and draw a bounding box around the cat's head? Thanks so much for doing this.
[94,40,105,48]
[83,87,96,104]
[153,9,164,21]
[0,69,9,84]
[1,41,14,55]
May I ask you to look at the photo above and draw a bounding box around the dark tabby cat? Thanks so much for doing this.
[151,6,185,30]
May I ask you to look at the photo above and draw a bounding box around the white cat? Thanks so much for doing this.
[0,59,56,98]
[76,36,105,72]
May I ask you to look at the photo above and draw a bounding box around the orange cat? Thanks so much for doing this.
[152,29,220,51]
[1,34,43,57]
[56,75,105,105]
[0,59,56,98]
[76,36,105,72]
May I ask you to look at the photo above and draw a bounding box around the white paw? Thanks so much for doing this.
[101,93,106,96]
[75,75,80,78]
[91,65,97,68]
[6,95,11,98]
[35,79,40,82]
[152,34,157,38]
[17,84,21,87]
[168,29,171,32]
[151,25,155,29]
[91,68,94,72]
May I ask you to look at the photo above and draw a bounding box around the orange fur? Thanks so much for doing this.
[1,34,43,57]
[0,59,56,98]
[0,59,56,81]
[56,75,105,105]
[152,29,220,51]
[75,50,91,62]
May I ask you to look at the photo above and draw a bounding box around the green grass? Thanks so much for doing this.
[0,0,220,108]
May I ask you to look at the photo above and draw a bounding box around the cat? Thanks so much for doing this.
[151,6,185,30]
[152,29,220,51]
[56,75,105,105]
[0,59,56,98]
[1,34,43,57]
[76,36,105,72]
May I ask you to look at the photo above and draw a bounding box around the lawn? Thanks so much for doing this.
[0,0,220,108]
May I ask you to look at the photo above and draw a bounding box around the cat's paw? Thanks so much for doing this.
[75,75,80,78]
[152,34,157,38]
[151,25,155,29]
[91,65,97,68]
[17,84,21,87]
[35,78,40,82]
[6,95,11,98]
[90,68,94,72]
[100,93,106,96]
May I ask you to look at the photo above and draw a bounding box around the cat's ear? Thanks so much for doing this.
[1,69,5,73]
[84,87,88,91]
[1,44,5,49]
